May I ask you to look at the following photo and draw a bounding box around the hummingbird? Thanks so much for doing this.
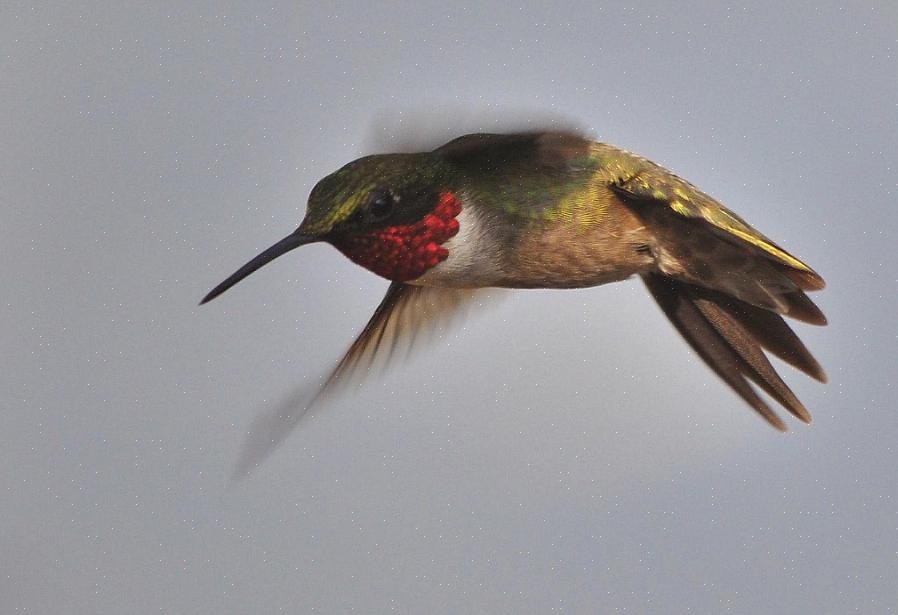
[202,131,826,432]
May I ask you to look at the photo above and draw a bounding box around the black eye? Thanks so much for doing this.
[368,191,394,220]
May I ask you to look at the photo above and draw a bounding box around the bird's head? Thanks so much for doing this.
[200,153,462,304]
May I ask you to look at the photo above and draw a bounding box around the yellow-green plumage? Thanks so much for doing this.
[595,141,820,279]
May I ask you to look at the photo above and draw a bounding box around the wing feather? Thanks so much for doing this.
[233,282,495,477]
[607,157,824,288]
[312,282,491,401]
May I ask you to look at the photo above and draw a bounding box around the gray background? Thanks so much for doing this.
[3,2,897,613]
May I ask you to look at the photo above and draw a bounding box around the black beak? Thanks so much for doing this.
[200,231,317,305]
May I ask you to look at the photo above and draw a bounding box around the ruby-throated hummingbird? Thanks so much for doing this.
[202,131,826,431]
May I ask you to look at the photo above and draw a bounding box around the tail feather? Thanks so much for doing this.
[643,273,823,430]
[690,291,811,423]
[709,293,827,383]
[781,289,827,325]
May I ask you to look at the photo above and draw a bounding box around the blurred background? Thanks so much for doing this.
[3,2,897,612]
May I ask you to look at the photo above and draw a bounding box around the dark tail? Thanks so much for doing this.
[642,272,826,430]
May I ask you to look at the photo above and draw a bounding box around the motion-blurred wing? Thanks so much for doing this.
[234,282,496,478]
[314,282,493,401]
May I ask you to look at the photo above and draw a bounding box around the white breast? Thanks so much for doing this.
[412,199,504,288]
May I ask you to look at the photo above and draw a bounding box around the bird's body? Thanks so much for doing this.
[203,131,826,434]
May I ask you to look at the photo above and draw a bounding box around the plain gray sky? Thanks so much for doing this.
[3,2,897,613]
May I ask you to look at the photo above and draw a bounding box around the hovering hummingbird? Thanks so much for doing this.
[202,131,826,431]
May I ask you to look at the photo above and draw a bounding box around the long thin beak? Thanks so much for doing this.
[200,232,317,305]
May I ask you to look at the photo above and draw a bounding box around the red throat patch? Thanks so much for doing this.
[335,192,462,282]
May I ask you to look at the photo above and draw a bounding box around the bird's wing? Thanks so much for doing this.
[607,158,825,290]
[233,282,496,478]
[602,155,827,430]
[605,155,826,320]
[314,282,494,401]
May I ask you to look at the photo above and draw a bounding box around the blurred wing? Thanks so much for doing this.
[233,282,497,479]
[314,282,494,401]
[363,107,583,154]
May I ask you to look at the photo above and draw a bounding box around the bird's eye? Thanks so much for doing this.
[368,191,394,220]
